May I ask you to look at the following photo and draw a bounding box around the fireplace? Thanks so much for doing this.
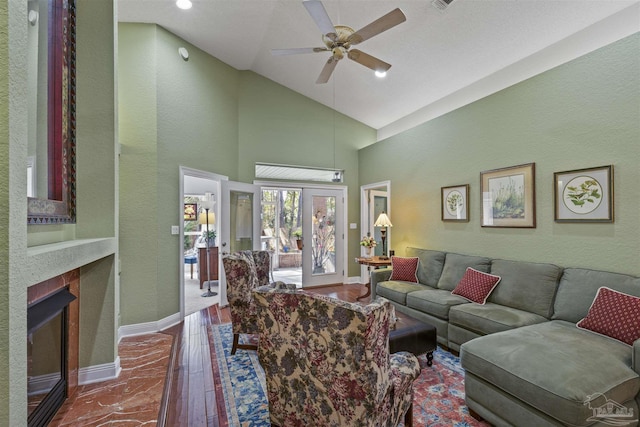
[27,270,80,427]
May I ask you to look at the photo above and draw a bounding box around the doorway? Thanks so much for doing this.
[259,184,346,288]
[360,181,391,283]
[179,167,224,317]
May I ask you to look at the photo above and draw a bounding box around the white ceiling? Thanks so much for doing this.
[118,0,640,136]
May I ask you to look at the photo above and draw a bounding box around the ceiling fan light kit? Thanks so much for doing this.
[176,0,192,10]
[272,0,406,84]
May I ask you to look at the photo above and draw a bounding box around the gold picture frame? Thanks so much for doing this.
[481,163,536,228]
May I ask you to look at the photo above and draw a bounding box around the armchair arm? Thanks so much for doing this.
[633,339,640,375]
[370,268,393,298]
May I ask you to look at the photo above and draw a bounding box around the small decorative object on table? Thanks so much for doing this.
[360,235,377,256]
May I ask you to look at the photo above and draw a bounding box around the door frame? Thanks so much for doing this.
[179,166,227,319]
[255,180,348,287]
[360,180,391,284]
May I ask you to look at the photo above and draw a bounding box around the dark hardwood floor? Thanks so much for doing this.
[160,283,367,426]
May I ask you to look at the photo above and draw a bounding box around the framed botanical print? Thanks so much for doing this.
[554,165,613,222]
[481,163,536,228]
[441,184,469,222]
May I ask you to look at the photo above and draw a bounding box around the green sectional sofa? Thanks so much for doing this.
[370,247,640,426]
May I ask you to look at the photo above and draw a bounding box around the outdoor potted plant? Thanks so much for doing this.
[293,229,303,250]
[360,235,377,257]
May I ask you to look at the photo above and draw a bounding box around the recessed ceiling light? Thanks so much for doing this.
[176,0,192,10]
[375,70,387,78]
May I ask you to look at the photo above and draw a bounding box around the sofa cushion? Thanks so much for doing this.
[553,268,640,323]
[377,281,430,305]
[488,259,562,318]
[437,253,491,291]
[389,256,419,283]
[577,287,640,346]
[449,302,547,336]
[452,268,501,304]
[461,321,640,426]
[405,248,446,288]
[406,289,469,320]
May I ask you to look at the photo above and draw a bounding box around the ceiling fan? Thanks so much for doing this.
[272,0,406,84]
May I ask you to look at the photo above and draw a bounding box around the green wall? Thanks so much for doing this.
[119,23,241,324]
[359,34,640,276]
[118,23,376,325]
[237,71,375,276]
[2,1,117,424]
[1,2,11,423]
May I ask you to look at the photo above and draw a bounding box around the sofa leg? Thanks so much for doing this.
[404,402,413,427]
[468,407,484,422]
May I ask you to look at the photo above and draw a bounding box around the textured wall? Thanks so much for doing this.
[118,23,376,324]
[359,34,640,276]
[237,72,375,276]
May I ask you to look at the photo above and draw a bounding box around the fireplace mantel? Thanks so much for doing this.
[25,238,116,287]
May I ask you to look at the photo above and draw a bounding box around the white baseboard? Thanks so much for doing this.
[117,312,182,342]
[78,356,121,385]
[346,276,363,285]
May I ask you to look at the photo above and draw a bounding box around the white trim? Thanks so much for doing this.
[27,373,60,396]
[360,181,391,283]
[377,4,640,141]
[345,276,361,285]
[78,357,121,385]
[117,312,181,342]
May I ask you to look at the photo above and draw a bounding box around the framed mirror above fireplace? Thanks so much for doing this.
[27,0,77,224]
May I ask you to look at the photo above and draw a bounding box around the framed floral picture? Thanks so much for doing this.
[481,163,536,228]
[184,203,198,221]
[442,184,469,222]
[554,165,613,222]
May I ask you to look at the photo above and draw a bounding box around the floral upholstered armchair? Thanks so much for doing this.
[222,250,273,355]
[253,287,421,427]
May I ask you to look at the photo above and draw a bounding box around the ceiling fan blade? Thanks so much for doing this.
[348,8,406,45]
[303,0,337,41]
[272,47,328,56]
[347,49,391,72]
[316,57,338,84]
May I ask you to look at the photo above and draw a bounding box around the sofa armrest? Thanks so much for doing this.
[633,339,640,375]
[370,268,393,298]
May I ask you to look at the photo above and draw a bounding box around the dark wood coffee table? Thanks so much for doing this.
[389,311,437,366]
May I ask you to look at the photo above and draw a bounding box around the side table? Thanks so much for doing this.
[355,257,392,301]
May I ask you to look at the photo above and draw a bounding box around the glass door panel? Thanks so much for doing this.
[302,188,344,287]
[220,180,261,306]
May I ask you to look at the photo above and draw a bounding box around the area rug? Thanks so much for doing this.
[211,323,488,426]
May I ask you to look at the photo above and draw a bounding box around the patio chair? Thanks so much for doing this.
[222,250,272,355]
[253,287,421,427]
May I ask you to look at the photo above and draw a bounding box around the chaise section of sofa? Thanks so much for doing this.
[461,268,640,426]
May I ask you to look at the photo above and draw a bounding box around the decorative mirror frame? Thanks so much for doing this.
[27,0,76,224]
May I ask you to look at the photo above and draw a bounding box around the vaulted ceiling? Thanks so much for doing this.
[118,0,640,136]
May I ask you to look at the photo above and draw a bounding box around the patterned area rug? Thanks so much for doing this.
[211,323,488,426]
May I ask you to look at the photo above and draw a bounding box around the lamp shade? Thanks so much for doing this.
[198,211,216,226]
[374,212,393,227]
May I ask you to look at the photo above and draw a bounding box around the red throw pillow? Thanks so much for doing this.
[389,257,419,283]
[576,287,640,346]
[451,267,501,304]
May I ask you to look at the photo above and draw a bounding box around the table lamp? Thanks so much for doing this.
[374,212,393,260]
[198,192,217,297]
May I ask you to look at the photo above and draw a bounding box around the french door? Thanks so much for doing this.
[219,180,261,306]
[301,188,345,287]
